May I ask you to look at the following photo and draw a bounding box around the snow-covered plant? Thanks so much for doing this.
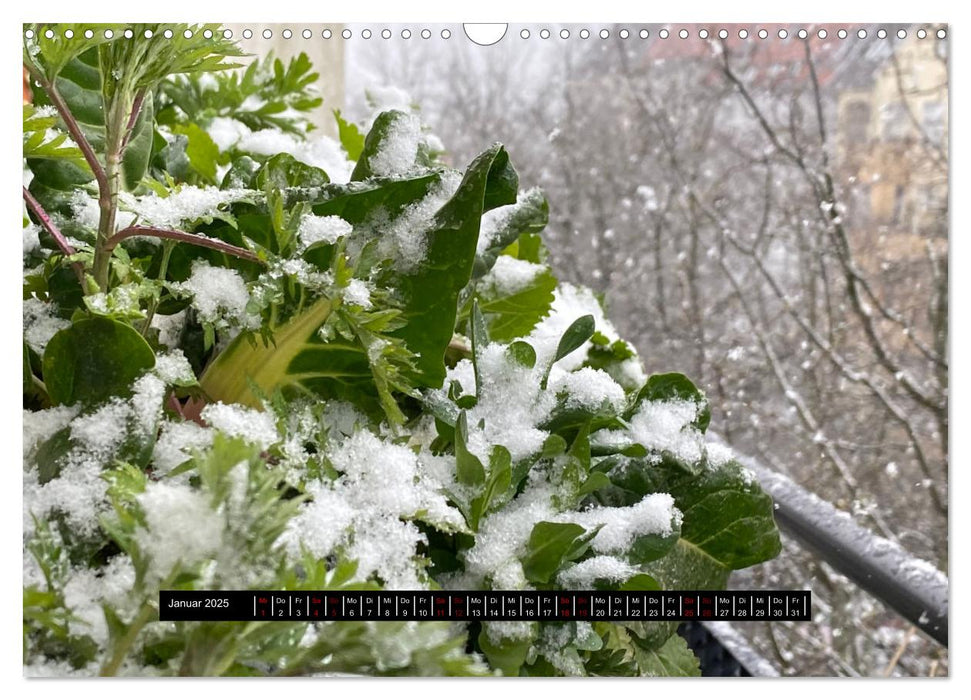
[23,23,781,677]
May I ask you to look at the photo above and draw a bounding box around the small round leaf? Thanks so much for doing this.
[43,317,156,406]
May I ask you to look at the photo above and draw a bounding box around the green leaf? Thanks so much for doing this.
[121,90,155,191]
[562,525,602,565]
[153,132,192,183]
[220,155,261,189]
[22,105,89,171]
[628,629,701,677]
[26,158,94,228]
[101,603,128,647]
[468,445,512,530]
[586,335,643,392]
[200,298,415,425]
[513,232,547,264]
[477,265,556,342]
[303,174,438,223]
[27,51,102,213]
[541,314,596,390]
[157,52,321,138]
[631,372,711,433]
[24,23,124,82]
[473,187,548,278]
[54,49,104,139]
[522,521,586,585]
[478,625,535,677]
[351,110,416,181]
[335,110,365,161]
[671,459,781,569]
[540,434,568,458]
[454,411,486,487]
[98,24,242,95]
[506,341,537,369]
[469,299,488,397]
[542,385,623,436]
[612,457,781,589]
[620,574,662,591]
[576,471,611,499]
[256,152,330,191]
[555,315,596,364]
[481,146,519,213]
[628,528,681,567]
[561,423,593,491]
[172,120,219,185]
[202,154,516,424]
[283,618,488,677]
[42,317,156,407]
[34,427,73,484]
[389,144,518,388]
[585,644,638,676]
[24,341,36,397]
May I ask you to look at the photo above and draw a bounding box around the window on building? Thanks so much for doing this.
[881,101,910,141]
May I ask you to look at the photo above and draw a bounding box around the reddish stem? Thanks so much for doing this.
[121,89,146,151]
[23,187,75,256]
[106,225,263,264]
[165,393,186,418]
[22,186,86,285]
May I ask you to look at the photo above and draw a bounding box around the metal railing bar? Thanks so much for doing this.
[736,454,948,647]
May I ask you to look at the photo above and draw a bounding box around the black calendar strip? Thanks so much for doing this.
[159,590,811,622]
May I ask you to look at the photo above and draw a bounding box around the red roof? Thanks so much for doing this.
[643,24,865,88]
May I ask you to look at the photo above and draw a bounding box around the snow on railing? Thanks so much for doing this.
[736,452,948,647]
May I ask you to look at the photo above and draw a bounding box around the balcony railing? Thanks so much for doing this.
[684,451,948,675]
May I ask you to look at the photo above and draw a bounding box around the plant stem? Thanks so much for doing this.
[882,625,915,677]
[140,240,175,336]
[121,89,146,151]
[22,187,76,258]
[23,61,131,292]
[107,226,264,264]
[22,186,87,289]
[99,599,155,676]
[93,89,131,290]
[29,375,51,408]
[447,336,471,355]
